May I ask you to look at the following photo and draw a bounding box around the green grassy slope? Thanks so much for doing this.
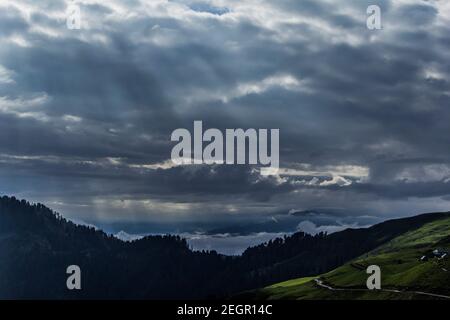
[248,217,450,300]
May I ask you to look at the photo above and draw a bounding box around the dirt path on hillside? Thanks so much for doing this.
[314,279,450,299]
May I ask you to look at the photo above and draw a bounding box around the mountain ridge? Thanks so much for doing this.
[244,216,450,300]
[1,195,448,299]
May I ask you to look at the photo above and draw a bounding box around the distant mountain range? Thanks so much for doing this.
[113,230,145,242]
[0,195,448,299]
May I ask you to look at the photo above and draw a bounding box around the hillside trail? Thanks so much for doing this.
[314,279,450,300]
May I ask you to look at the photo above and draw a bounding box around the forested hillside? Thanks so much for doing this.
[1,196,447,299]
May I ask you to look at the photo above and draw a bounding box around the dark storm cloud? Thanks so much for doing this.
[1,0,450,229]
[395,3,438,25]
[0,7,29,36]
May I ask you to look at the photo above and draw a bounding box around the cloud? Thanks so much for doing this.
[182,231,287,255]
[0,0,450,236]
[0,65,15,84]
[296,220,366,235]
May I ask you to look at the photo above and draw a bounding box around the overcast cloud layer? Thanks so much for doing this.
[1,0,450,242]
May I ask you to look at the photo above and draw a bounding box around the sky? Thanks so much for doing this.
[1,0,450,254]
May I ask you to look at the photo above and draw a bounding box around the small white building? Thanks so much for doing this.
[433,249,448,259]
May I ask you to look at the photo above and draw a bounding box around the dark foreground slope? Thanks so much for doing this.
[0,196,448,299]
[0,196,227,299]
